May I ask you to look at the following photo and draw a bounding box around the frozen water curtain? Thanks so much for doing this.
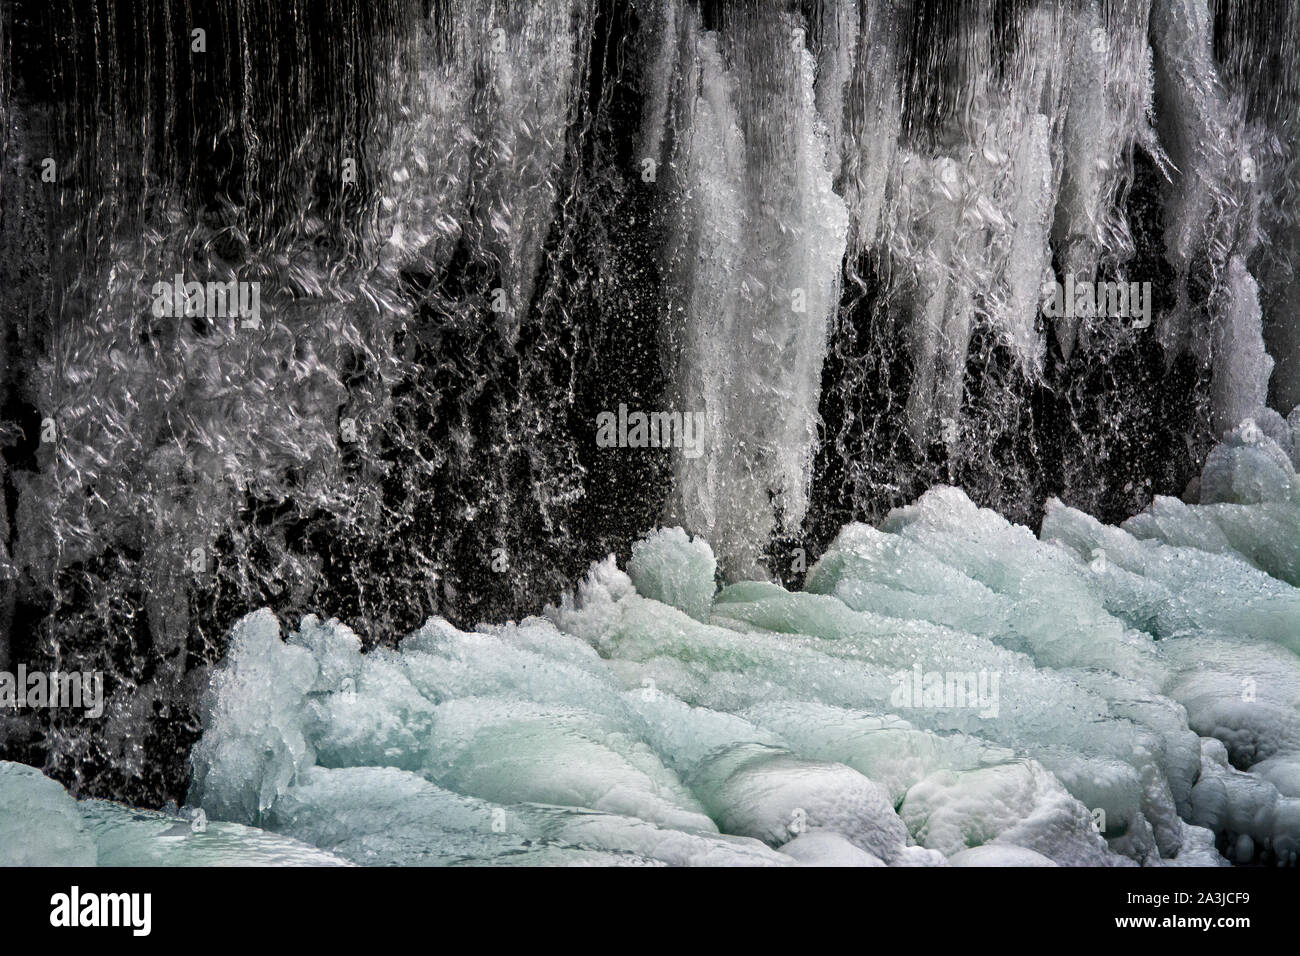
[1,0,1299,871]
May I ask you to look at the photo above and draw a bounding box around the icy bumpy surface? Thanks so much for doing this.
[172,425,1299,868]
[628,527,718,624]
[0,762,96,866]
[0,760,348,866]
[146,423,1300,866]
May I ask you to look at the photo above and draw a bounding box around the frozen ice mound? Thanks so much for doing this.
[898,761,1122,866]
[0,761,96,866]
[779,830,887,866]
[1120,417,1300,586]
[1160,636,1300,768]
[262,765,575,866]
[1198,421,1298,506]
[803,521,1014,637]
[0,760,348,866]
[1252,756,1300,798]
[80,802,352,866]
[740,702,1012,807]
[684,743,910,861]
[188,609,320,825]
[170,453,1300,866]
[947,845,1058,867]
[1188,740,1300,866]
[1123,496,1300,587]
[1041,499,1300,656]
[423,698,715,832]
[264,765,787,867]
[628,526,718,624]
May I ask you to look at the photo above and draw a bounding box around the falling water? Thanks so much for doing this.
[1,0,1300,868]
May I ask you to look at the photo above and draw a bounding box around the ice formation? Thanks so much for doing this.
[2,415,1297,867]
[0,760,347,866]
[3,0,1300,871]
[657,6,849,579]
[164,420,1291,865]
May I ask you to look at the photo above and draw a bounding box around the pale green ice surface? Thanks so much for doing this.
[0,760,349,866]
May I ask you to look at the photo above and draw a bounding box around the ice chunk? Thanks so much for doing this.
[780,830,886,867]
[1199,422,1298,505]
[401,616,622,715]
[264,765,548,866]
[0,762,96,866]
[899,761,1124,866]
[547,553,1191,862]
[1123,495,1300,587]
[804,522,1013,637]
[1251,756,1300,798]
[741,701,1012,807]
[287,615,363,694]
[188,609,318,825]
[876,487,1165,679]
[1154,824,1228,867]
[424,698,715,833]
[544,809,791,867]
[1161,636,1300,769]
[266,766,784,867]
[1188,738,1300,865]
[686,743,909,862]
[1041,498,1300,656]
[626,692,785,779]
[890,845,949,867]
[306,648,436,771]
[947,845,1057,867]
[0,760,350,866]
[545,555,638,652]
[628,527,717,623]
[1033,748,1161,862]
[81,802,351,866]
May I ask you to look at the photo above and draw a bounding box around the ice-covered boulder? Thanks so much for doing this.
[0,761,96,866]
[1199,421,1297,505]
[628,527,718,623]
[686,743,910,862]
[947,845,1057,866]
[780,830,887,866]
[898,760,1125,866]
[188,609,319,824]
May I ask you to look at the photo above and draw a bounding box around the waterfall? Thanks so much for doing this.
[0,0,1299,868]
[653,4,849,579]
